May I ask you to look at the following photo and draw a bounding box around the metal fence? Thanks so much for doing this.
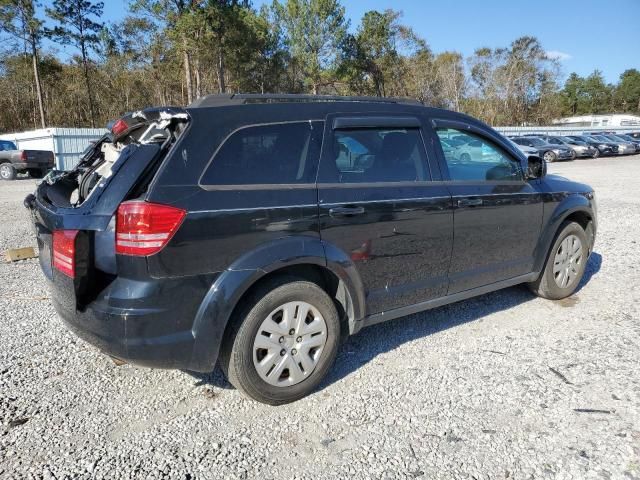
[494,125,637,137]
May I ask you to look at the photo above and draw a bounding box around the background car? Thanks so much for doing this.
[509,136,575,162]
[534,135,598,159]
[589,134,635,155]
[603,134,640,154]
[616,134,640,152]
[566,135,618,156]
[508,138,538,156]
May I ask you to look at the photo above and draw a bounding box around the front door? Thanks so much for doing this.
[431,121,543,294]
[317,114,453,315]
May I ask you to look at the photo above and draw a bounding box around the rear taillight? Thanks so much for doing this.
[53,230,79,278]
[20,151,27,161]
[115,201,186,256]
[111,118,128,137]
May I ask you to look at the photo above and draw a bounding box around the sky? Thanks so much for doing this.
[46,0,640,84]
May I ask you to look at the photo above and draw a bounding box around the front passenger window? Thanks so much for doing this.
[436,128,523,182]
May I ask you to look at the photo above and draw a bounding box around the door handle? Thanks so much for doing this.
[329,205,366,217]
[457,198,483,207]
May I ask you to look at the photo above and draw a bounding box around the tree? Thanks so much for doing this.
[0,0,47,128]
[432,51,466,111]
[561,72,584,115]
[467,37,561,125]
[614,69,640,114]
[340,10,417,97]
[273,0,348,94]
[582,70,613,114]
[46,0,104,127]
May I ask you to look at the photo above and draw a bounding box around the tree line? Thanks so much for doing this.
[1,0,639,133]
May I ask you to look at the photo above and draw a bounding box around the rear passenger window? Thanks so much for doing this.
[201,121,323,186]
[436,128,523,182]
[327,128,428,183]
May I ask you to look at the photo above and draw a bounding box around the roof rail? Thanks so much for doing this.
[189,93,423,108]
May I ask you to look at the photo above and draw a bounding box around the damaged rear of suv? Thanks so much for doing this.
[25,107,197,369]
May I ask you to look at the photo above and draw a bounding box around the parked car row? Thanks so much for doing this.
[508,132,640,162]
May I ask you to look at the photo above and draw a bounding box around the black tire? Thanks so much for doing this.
[0,162,16,180]
[591,149,600,159]
[460,153,471,162]
[543,150,557,163]
[528,221,589,300]
[570,150,576,160]
[27,168,46,179]
[219,276,341,405]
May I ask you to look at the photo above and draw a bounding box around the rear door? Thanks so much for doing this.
[317,114,453,315]
[431,119,543,294]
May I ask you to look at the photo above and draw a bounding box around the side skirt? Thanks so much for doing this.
[359,272,539,331]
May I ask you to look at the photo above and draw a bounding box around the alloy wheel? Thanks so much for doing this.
[0,164,11,179]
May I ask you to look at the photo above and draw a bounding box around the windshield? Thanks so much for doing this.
[559,136,580,145]
[607,135,627,142]
[0,140,17,151]
[591,135,609,142]
[526,137,547,147]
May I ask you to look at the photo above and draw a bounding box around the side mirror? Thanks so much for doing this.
[526,155,546,179]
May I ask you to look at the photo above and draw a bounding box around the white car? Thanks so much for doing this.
[508,139,538,156]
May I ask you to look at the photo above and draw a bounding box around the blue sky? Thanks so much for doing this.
[45,0,639,84]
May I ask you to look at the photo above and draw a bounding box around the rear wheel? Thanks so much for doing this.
[0,163,16,180]
[543,150,557,163]
[219,277,341,405]
[528,221,588,300]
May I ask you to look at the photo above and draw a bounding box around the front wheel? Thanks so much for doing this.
[591,149,600,159]
[0,163,16,180]
[219,277,341,405]
[528,221,589,300]
[543,150,557,163]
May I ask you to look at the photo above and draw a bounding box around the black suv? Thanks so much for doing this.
[27,94,597,404]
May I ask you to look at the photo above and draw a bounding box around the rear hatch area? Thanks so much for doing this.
[25,108,190,308]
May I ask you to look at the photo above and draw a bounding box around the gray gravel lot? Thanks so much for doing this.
[1,157,639,479]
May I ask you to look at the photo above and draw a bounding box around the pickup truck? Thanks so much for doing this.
[0,140,55,180]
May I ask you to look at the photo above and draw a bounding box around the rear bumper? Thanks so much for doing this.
[13,162,53,171]
[50,273,216,372]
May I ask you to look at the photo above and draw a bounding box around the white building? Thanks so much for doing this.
[553,114,640,128]
[0,127,106,170]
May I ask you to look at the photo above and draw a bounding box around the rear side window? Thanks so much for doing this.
[200,121,323,186]
[327,128,428,183]
[0,140,17,151]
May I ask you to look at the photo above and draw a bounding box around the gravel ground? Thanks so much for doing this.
[1,157,639,479]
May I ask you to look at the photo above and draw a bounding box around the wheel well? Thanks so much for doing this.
[226,264,353,340]
[564,210,591,231]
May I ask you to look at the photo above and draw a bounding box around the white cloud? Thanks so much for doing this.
[546,50,572,61]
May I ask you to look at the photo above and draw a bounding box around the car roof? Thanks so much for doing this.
[185,93,486,126]
[188,93,423,108]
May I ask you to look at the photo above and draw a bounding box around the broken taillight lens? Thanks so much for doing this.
[53,230,79,278]
[111,118,128,137]
[115,201,186,256]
